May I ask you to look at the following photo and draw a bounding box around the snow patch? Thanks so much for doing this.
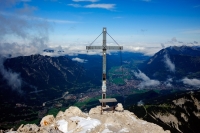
[70,116,101,133]
[101,128,113,133]
[119,128,129,132]
[57,119,68,133]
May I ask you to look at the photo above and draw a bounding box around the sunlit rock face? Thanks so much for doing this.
[5,104,170,133]
[128,90,200,133]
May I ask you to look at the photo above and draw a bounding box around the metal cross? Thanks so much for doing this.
[86,27,123,105]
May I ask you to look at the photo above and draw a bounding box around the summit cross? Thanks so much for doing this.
[86,27,123,105]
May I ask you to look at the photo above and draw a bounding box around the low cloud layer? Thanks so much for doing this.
[137,100,144,106]
[164,78,173,87]
[182,77,200,87]
[72,57,87,63]
[68,0,115,10]
[0,0,50,93]
[124,46,161,56]
[163,54,175,72]
[0,0,51,58]
[0,57,22,93]
[133,70,160,89]
[160,43,165,49]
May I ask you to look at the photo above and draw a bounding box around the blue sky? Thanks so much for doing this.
[0,0,200,56]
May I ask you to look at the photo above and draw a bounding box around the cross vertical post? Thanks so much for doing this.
[86,27,123,107]
[102,28,107,106]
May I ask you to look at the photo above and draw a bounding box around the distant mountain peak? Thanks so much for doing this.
[165,45,200,56]
[139,45,200,81]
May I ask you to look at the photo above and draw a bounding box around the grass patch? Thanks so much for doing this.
[132,89,149,94]
[108,66,122,74]
[112,78,125,85]
[13,119,40,130]
[47,107,68,117]
[73,95,123,111]
[74,96,102,109]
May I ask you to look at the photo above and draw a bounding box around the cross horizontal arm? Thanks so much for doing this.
[86,46,123,50]
[106,46,123,50]
[86,46,102,50]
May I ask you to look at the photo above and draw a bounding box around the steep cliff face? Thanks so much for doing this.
[3,105,170,133]
[129,90,200,133]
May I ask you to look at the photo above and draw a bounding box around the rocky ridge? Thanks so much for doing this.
[2,104,170,133]
[128,90,200,133]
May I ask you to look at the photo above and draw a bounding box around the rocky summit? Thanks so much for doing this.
[3,104,170,133]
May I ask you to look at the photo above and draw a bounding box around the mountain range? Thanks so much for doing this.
[139,46,200,81]
[0,45,200,131]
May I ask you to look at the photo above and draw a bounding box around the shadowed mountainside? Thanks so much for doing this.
[139,46,200,81]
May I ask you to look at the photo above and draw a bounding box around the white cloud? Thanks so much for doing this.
[22,15,78,24]
[165,83,172,87]
[44,18,77,24]
[0,9,50,57]
[68,2,116,10]
[0,57,23,94]
[164,78,173,87]
[182,77,200,87]
[160,43,165,49]
[0,1,51,92]
[163,54,175,72]
[137,100,144,106]
[68,4,81,8]
[72,57,87,63]
[0,42,46,58]
[124,46,161,56]
[1,11,77,24]
[84,4,115,10]
[73,0,99,2]
[37,45,102,57]
[133,70,160,89]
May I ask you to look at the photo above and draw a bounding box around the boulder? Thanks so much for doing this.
[89,106,101,115]
[39,126,62,133]
[5,131,17,133]
[40,115,55,127]
[115,103,124,112]
[63,106,84,117]
[56,111,64,119]
[17,124,39,132]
